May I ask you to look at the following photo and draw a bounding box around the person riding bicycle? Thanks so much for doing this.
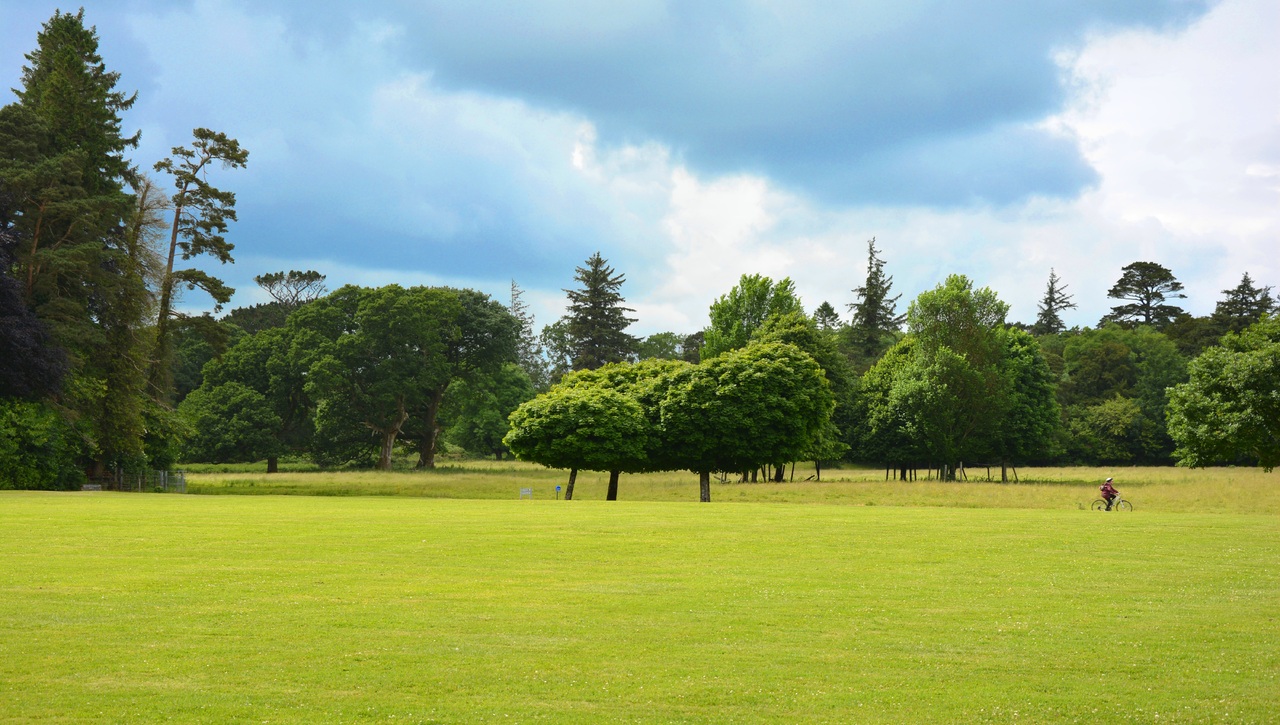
[1100,478,1119,510]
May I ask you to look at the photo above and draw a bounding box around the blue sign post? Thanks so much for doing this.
[555,485,562,500]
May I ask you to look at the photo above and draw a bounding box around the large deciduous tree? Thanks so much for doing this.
[562,252,637,370]
[702,273,804,359]
[151,127,248,398]
[1103,261,1186,329]
[1167,316,1280,471]
[444,362,536,461]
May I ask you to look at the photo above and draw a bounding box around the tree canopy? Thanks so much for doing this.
[1103,261,1186,329]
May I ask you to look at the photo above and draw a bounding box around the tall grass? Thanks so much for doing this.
[185,461,1280,514]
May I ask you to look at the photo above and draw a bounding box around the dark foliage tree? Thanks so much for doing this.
[1212,272,1275,335]
[562,252,638,370]
[177,382,280,464]
[0,238,66,399]
[445,363,536,461]
[1103,261,1186,329]
[1032,268,1076,336]
[702,273,803,359]
[812,301,841,331]
[220,301,289,334]
[680,331,704,364]
[845,237,905,359]
[400,287,520,468]
[151,128,248,398]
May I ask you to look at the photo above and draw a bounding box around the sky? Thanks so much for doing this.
[2,0,1277,335]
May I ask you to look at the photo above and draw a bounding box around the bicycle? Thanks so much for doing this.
[1091,497,1132,511]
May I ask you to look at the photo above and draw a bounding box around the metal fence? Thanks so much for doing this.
[87,470,186,493]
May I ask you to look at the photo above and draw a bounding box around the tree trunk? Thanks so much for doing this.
[150,185,188,397]
[565,468,577,500]
[1001,461,1008,483]
[607,470,620,501]
[699,470,711,502]
[378,430,398,470]
[750,469,758,483]
[415,389,446,468]
[815,460,822,481]
[773,464,784,482]
[790,461,796,482]
[267,456,278,474]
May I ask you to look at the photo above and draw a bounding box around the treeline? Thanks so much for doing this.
[1,11,249,487]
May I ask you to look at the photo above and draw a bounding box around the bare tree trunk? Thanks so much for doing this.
[607,470,619,501]
[565,468,577,500]
[415,389,446,468]
[699,470,711,502]
[378,430,398,470]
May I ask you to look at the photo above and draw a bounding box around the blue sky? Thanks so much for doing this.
[2,0,1276,334]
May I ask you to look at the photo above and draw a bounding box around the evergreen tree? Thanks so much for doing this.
[1212,272,1275,334]
[561,252,637,370]
[509,280,549,390]
[151,128,248,399]
[1032,268,1077,335]
[5,10,155,477]
[1103,261,1186,329]
[846,237,905,359]
[812,301,841,331]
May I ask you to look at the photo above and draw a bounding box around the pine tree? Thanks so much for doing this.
[1103,261,1186,329]
[1212,272,1275,334]
[1032,268,1077,335]
[812,301,841,331]
[846,237,904,358]
[562,252,637,370]
[151,128,248,399]
[509,280,549,390]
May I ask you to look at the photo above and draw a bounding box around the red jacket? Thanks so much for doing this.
[1100,482,1118,498]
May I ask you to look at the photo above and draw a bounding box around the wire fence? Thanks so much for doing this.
[85,470,186,493]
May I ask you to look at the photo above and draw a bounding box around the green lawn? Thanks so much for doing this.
[1,490,1275,722]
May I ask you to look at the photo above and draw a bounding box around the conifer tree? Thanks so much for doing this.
[812,301,841,331]
[1212,272,1275,334]
[509,280,549,390]
[151,128,248,398]
[1103,261,1186,329]
[846,237,904,358]
[562,252,638,370]
[1032,268,1077,335]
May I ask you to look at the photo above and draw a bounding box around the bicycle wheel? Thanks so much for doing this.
[1115,499,1133,511]
[1091,499,1107,511]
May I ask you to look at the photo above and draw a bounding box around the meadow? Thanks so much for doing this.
[1,467,1277,722]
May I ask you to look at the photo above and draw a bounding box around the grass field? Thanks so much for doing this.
[185,461,1280,515]
[2,479,1277,722]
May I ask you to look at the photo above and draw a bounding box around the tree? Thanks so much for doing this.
[177,382,280,464]
[505,385,648,500]
[636,331,684,360]
[444,363,536,460]
[1032,268,1076,336]
[254,270,327,311]
[151,127,249,398]
[659,342,833,501]
[1103,261,1186,329]
[297,285,457,470]
[812,301,841,331]
[562,252,637,370]
[1212,272,1275,335]
[1167,316,1280,471]
[845,238,905,360]
[5,10,158,477]
[400,287,520,468]
[992,327,1061,474]
[539,319,575,385]
[509,280,549,390]
[0,236,66,400]
[702,273,803,359]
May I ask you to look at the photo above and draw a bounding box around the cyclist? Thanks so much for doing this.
[1099,477,1119,510]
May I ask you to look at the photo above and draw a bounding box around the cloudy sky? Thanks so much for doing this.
[2,0,1276,334]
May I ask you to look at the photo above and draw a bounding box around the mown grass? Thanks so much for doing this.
[0,491,1275,722]
[186,461,1280,515]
